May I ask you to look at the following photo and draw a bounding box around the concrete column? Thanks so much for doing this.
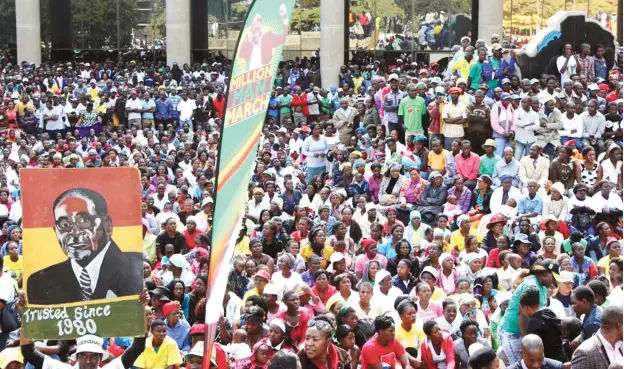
[16,0,41,64]
[166,0,191,66]
[320,0,345,89]
[478,0,503,41]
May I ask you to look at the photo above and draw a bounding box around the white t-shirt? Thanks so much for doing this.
[177,99,197,121]
[556,55,577,85]
[125,98,142,120]
[270,272,304,299]
[43,355,124,369]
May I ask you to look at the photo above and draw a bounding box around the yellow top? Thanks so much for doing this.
[598,255,621,275]
[3,256,22,280]
[450,228,482,252]
[300,244,334,269]
[235,236,252,256]
[396,318,425,349]
[428,149,448,173]
[134,336,183,369]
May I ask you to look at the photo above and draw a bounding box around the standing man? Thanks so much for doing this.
[125,90,143,129]
[441,87,467,150]
[384,74,407,143]
[467,47,487,91]
[398,84,426,138]
[514,96,540,160]
[450,46,474,80]
[578,43,595,82]
[465,89,491,154]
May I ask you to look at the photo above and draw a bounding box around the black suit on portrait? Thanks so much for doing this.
[27,240,143,305]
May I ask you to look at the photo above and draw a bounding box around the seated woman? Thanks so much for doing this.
[453,319,490,369]
[420,320,456,369]
[335,324,361,369]
[481,214,507,254]
[387,239,421,277]
[395,299,425,368]
[451,216,483,257]
[392,259,419,294]
[468,175,493,227]
[378,223,407,259]
[397,167,428,223]
[417,171,448,224]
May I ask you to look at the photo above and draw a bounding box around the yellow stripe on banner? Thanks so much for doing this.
[22,225,142,294]
[218,124,263,185]
[28,294,140,308]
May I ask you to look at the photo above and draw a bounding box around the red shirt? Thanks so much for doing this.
[183,229,204,249]
[276,308,311,346]
[455,152,480,181]
[212,96,225,119]
[292,94,309,116]
[360,334,406,369]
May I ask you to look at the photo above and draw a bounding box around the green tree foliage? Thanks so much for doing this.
[146,0,166,44]
[71,0,138,49]
[0,0,17,48]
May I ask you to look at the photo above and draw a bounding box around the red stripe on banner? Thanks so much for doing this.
[217,129,262,192]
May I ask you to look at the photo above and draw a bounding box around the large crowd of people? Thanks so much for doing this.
[0,33,622,369]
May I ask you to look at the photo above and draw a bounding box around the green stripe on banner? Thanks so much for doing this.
[204,0,296,367]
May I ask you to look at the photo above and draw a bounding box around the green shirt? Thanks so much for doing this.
[562,238,588,254]
[398,96,426,132]
[487,58,501,89]
[499,276,548,335]
[479,154,501,176]
[277,94,293,115]
[468,61,484,90]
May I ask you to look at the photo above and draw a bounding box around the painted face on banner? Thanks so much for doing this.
[53,193,105,261]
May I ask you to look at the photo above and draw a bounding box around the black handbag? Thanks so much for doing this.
[0,287,21,332]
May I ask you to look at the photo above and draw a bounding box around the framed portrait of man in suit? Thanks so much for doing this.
[21,168,144,339]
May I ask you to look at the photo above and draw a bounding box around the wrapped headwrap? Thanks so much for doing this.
[355,127,367,135]
[439,253,453,266]
[353,159,366,170]
[361,238,377,252]
[7,225,21,236]
[409,210,421,220]
[413,135,428,144]
[270,319,286,333]
[339,162,352,172]
[456,214,470,227]
[463,252,481,266]
[499,174,513,183]
[162,301,181,317]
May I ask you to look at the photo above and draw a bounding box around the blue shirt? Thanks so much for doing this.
[169,95,182,118]
[518,194,544,215]
[155,99,172,120]
[594,57,608,80]
[581,304,602,340]
[166,319,191,352]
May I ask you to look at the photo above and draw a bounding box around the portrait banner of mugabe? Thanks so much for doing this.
[21,168,144,339]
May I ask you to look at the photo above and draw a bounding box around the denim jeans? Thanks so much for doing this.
[582,138,605,154]
[514,141,533,161]
[494,136,512,157]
